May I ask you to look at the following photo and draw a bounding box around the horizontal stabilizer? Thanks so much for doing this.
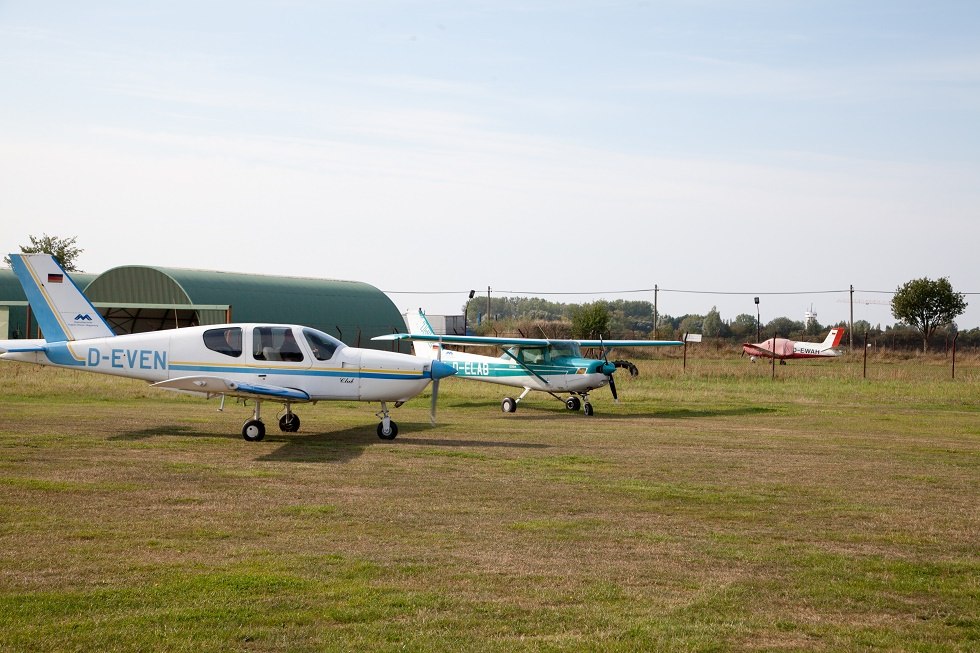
[0,339,46,354]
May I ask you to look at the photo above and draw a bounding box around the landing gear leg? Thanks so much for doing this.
[579,392,595,416]
[278,403,301,432]
[376,401,398,440]
[502,387,532,414]
[242,400,266,441]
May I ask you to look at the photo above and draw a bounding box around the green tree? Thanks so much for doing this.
[702,306,729,338]
[3,234,84,271]
[571,302,610,339]
[765,317,803,338]
[729,313,758,341]
[891,277,967,352]
[677,314,704,337]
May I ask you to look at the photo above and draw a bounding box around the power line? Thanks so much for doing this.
[385,287,978,297]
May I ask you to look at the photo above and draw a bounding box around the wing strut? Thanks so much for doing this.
[502,349,549,385]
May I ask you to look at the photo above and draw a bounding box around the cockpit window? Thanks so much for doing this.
[520,347,546,364]
[203,327,242,358]
[549,343,578,359]
[253,326,304,362]
[303,328,341,361]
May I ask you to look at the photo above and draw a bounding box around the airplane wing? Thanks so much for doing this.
[574,338,683,348]
[373,333,683,348]
[151,376,311,401]
[374,333,550,346]
[742,343,772,357]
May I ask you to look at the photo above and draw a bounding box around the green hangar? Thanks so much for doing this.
[0,265,408,352]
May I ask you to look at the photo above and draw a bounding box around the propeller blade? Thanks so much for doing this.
[599,335,619,402]
[430,339,443,425]
[430,379,439,425]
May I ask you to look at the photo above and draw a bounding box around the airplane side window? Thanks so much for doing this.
[303,329,339,361]
[253,326,304,362]
[279,329,304,362]
[203,327,242,358]
[522,348,544,364]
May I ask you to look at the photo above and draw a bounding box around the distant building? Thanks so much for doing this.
[416,313,466,336]
[804,305,818,327]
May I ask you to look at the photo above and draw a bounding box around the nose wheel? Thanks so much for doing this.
[376,401,399,440]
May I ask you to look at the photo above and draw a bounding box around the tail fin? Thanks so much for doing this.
[822,327,845,349]
[405,308,439,359]
[9,254,114,342]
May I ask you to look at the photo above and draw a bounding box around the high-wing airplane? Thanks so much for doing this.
[742,327,845,362]
[0,254,455,441]
[373,309,682,416]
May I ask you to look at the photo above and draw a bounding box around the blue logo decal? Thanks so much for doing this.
[75,314,93,321]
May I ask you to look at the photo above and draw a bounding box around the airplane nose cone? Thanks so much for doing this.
[430,360,457,380]
[591,361,616,375]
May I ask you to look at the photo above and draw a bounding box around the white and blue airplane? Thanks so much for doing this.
[0,254,455,441]
[373,309,682,416]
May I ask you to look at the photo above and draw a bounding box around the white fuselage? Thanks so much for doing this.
[1,324,436,402]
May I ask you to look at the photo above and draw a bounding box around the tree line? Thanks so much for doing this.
[464,292,977,353]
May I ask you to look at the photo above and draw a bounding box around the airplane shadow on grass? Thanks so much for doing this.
[113,422,549,465]
[258,424,550,463]
[467,405,777,421]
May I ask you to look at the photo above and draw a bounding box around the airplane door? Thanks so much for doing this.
[249,326,312,384]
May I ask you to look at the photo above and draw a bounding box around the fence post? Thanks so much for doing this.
[863,330,868,379]
[952,332,958,379]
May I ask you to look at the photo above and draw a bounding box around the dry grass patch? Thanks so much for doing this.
[0,358,977,650]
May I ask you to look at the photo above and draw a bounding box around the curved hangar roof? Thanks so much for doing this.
[84,266,407,351]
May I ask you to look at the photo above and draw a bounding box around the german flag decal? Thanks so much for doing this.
[47,273,64,283]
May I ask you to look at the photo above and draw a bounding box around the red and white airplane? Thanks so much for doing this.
[742,327,845,362]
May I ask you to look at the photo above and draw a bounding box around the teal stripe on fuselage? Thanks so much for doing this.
[42,342,86,367]
[449,361,571,379]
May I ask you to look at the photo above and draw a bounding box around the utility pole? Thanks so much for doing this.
[653,284,658,338]
[849,284,854,350]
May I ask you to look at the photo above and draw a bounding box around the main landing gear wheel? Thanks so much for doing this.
[242,419,266,442]
[279,413,300,433]
[501,397,517,413]
[583,402,594,417]
[377,421,399,440]
[565,397,581,411]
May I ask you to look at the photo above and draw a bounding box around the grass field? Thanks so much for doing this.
[0,354,977,651]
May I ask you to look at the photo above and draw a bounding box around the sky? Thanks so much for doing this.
[1,1,978,331]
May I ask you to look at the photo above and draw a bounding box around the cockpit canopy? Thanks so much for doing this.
[502,341,582,364]
[202,325,345,362]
